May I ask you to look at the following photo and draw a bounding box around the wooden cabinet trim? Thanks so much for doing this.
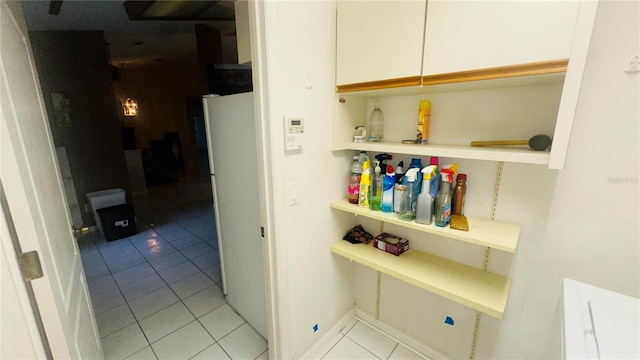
[336,60,568,94]
[336,76,422,93]
[422,59,569,86]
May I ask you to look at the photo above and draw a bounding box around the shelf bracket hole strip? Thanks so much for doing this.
[470,161,504,360]
[375,271,382,320]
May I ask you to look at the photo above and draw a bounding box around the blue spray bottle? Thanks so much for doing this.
[381,165,395,212]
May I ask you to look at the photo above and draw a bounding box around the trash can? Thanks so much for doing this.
[97,204,136,241]
[86,188,126,233]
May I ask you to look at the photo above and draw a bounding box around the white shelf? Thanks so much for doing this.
[330,199,520,252]
[338,142,550,166]
[331,241,511,319]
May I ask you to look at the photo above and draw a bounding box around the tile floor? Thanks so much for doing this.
[320,320,427,360]
[79,175,425,360]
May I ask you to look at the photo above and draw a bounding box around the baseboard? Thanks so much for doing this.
[355,309,447,360]
[300,309,355,359]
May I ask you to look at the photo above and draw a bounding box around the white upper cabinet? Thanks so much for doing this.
[336,1,427,90]
[422,1,580,75]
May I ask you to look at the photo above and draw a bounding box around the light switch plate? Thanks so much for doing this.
[287,182,299,206]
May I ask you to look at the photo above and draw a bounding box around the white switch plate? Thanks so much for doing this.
[287,182,299,206]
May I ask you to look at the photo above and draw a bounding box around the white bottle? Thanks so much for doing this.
[416,166,436,225]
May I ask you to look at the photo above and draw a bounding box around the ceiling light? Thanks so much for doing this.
[123,98,138,117]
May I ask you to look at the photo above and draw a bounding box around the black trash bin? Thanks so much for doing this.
[97,203,136,241]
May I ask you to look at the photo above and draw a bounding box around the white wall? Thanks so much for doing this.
[258,0,637,358]
[259,1,356,358]
[351,1,639,359]
[492,1,639,357]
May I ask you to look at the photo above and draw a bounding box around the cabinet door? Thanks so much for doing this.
[422,0,580,75]
[336,0,426,88]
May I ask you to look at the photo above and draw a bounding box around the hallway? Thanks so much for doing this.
[78,176,268,359]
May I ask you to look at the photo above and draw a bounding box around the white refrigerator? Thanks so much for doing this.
[203,92,267,339]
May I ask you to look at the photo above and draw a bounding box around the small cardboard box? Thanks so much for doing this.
[373,233,409,256]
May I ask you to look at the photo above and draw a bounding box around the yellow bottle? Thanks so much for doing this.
[358,160,371,208]
[417,100,431,144]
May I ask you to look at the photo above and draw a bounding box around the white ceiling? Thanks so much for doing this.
[21,1,237,66]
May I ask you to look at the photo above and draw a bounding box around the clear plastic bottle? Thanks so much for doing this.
[399,168,420,221]
[368,101,384,142]
[348,156,362,204]
[370,161,382,211]
[435,169,454,227]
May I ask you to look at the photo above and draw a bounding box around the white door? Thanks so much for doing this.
[203,93,267,338]
[0,200,47,359]
[0,2,103,359]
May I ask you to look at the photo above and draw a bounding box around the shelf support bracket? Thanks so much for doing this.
[470,161,504,359]
[375,271,382,320]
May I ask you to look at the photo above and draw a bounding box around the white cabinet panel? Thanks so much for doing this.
[423,1,580,75]
[336,0,426,86]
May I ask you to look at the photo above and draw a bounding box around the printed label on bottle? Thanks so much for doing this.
[359,184,369,207]
[443,204,451,224]
[348,183,359,203]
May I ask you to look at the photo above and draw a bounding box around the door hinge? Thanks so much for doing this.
[261,226,265,238]
[19,251,44,281]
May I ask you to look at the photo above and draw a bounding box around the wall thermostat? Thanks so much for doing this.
[284,117,304,151]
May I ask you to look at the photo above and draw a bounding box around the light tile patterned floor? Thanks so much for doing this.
[79,177,267,360]
[80,176,426,360]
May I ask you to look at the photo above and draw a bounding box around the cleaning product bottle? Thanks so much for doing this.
[358,160,371,208]
[416,165,436,225]
[394,161,404,184]
[429,156,440,202]
[441,163,460,196]
[370,161,382,211]
[375,153,393,173]
[393,161,405,212]
[368,100,384,142]
[358,151,370,165]
[348,156,362,204]
[405,158,423,199]
[417,99,431,144]
[452,173,467,216]
[382,165,395,213]
[435,169,454,227]
[398,168,420,221]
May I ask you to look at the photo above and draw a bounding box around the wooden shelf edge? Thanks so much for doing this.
[338,142,550,166]
[331,241,510,319]
[330,199,520,252]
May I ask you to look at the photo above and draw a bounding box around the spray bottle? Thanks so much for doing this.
[382,165,395,213]
[435,169,454,227]
[416,165,436,225]
[441,163,460,196]
[429,157,440,201]
[398,168,420,221]
[358,160,371,208]
[370,161,382,211]
[402,158,423,201]
[375,153,393,173]
[393,161,405,212]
